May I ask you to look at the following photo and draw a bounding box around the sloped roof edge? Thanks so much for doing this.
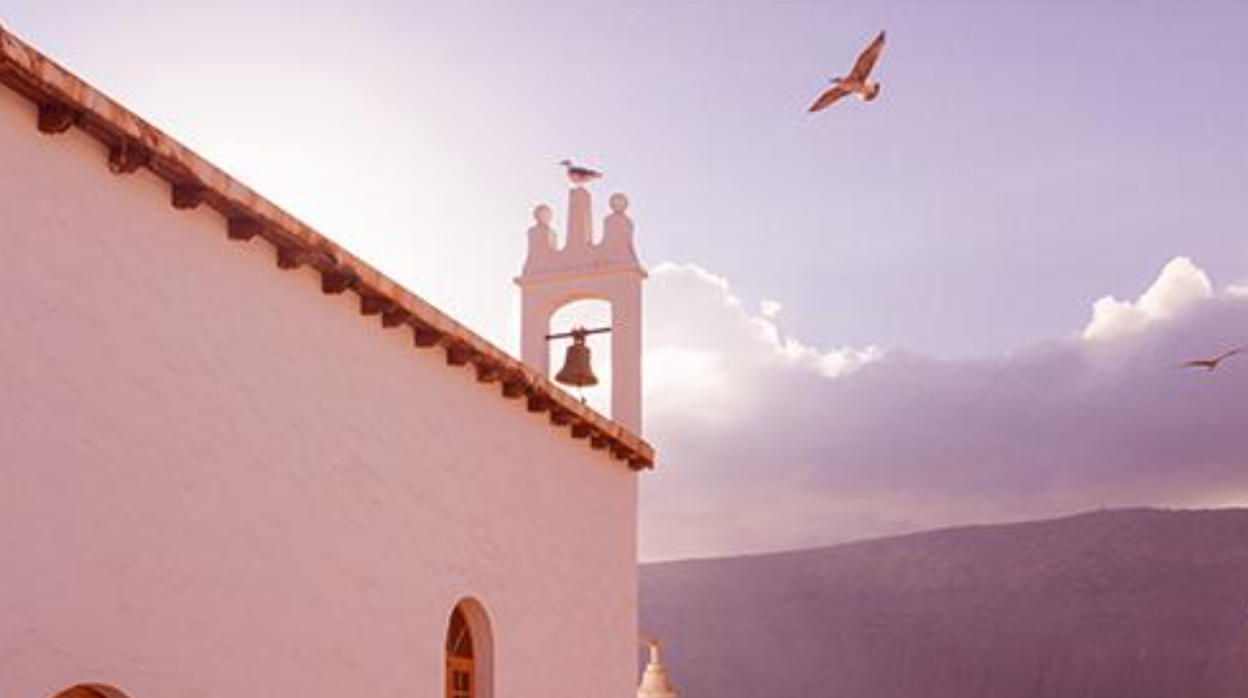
[0,23,654,470]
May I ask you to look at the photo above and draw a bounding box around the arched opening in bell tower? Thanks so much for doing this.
[549,298,614,415]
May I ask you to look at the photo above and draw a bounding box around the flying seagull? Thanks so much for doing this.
[809,30,887,113]
[559,159,603,186]
[1180,346,1246,372]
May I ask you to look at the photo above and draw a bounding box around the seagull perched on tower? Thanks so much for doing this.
[559,159,604,186]
[808,30,887,113]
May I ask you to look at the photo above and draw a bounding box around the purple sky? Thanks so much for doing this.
[6,1,1248,558]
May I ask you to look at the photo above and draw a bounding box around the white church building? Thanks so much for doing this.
[0,23,655,698]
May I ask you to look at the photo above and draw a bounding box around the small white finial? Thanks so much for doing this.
[522,203,557,272]
[637,636,678,698]
[534,204,553,226]
[610,193,629,214]
[602,192,638,264]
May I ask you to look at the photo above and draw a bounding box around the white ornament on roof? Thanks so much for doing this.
[637,637,679,698]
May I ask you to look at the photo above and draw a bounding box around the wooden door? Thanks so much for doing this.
[446,607,475,698]
[447,656,473,698]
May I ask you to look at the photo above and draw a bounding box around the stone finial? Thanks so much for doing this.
[637,637,678,698]
[534,204,553,227]
[602,192,639,264]
[530,205,556,246]
[605,193,633,237]
[609,193,629,214]
[522,204,557,275]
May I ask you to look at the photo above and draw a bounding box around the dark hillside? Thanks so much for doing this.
[642,509,1248,698]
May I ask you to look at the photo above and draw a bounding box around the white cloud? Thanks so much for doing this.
[1082,257,1214,341]
[645,346,734,422]
[640,257,1248,561]
[646,263,877,385]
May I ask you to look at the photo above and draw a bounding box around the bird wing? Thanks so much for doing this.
[849,30,887,81]
[808,85,850,112]
[1216,346,1247,361]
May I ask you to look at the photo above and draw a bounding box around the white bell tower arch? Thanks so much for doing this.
[515,185,646,434]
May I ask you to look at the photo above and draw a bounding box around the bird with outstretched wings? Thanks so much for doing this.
[809,30,887,113]
[1180,346,1246,372]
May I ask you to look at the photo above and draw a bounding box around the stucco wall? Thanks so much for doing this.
[0,85,638,698]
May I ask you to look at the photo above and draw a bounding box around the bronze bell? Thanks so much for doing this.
[555,330,599,388]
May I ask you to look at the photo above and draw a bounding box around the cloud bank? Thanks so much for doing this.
[641,258,1248,561]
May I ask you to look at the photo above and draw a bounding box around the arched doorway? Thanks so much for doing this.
[445,599,493,698]
[445,606,475,698]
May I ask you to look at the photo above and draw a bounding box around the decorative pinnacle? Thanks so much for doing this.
[534,204,553,226]
[610,193,629,214]
[637,636,678,698]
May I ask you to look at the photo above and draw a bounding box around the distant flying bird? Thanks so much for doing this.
[1180,346,1246,372]
[808,30,887,113]
[559,159,603,186]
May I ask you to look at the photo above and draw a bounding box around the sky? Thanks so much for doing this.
[5,0,1248,560]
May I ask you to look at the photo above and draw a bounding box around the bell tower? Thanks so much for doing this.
[515,184,646,434]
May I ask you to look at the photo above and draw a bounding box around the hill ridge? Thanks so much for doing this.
[641,507,1248,698]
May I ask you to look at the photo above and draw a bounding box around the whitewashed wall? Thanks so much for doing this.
[0,85,638,698]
